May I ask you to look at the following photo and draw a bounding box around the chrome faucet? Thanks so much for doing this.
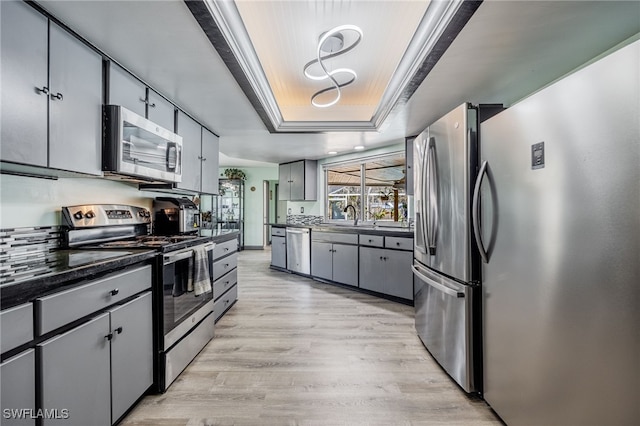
[343,204,358,226]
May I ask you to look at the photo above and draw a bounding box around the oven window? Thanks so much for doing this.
[162,251,213,333]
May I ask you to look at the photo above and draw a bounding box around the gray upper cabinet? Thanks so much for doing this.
[39,313,112,426]
[1,1,101,175]
[108,63,175,132]
[278,160,317,201]
[110,292,153,423]
[108,63,147,118]
[147,90,176,131]
[48,22,102,175]
[0,0,48,167]
[176,111,202,192]
[175,113,219,195]
[201,128,220,195]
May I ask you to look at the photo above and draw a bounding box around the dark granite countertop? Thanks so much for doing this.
[0,229,241,310]
[268,223,414,238]
[0,249,157,310]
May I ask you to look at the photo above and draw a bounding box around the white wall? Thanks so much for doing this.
[0,174,161,228]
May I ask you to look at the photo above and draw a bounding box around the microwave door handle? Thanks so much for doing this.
[472,161,489,263]
[166,142,177,172]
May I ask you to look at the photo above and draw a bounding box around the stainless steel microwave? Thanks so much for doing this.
[103,105,182,183]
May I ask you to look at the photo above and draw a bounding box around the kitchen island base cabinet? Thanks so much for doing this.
[359,247,413,300]
[1,349,35,426]
[38,292,153,426]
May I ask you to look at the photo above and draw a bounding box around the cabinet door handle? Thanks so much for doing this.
[115,326,123,335]
[380,256,383,260]
[50,92,63,101]
[148,102,156,108]
[104,333,113,341]
[110,288,119,296]
[35,86,49,95]
[201,157,207,162]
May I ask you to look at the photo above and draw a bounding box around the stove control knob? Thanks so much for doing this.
[85,211,95,219]
[73,211,83,220]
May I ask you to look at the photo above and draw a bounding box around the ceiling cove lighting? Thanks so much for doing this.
[303,25,363,108]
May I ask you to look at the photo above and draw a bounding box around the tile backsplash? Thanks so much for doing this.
[0,227,60,285]
[286,215,323,225]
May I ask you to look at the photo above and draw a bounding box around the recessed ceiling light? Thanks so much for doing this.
[354,146,365,150]
[328,151,338,155]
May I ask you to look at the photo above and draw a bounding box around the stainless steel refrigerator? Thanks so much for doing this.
[413,102,501,393]
[475,39,639,425]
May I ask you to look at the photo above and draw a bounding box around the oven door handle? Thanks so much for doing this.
[163,243,215,265]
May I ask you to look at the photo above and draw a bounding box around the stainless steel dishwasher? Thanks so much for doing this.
[286,228,310,275]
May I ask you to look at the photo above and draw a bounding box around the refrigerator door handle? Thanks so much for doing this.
[419,135,430,253]
[427,137,439,256]
[472,160,489,263]
[411,265,465,298]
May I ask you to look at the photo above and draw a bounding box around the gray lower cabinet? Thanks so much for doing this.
[1,349,36,426]
[109,292,153,423]
[311,241,358,286]
[271,235,287,269]
[39,313,111,426]
[359,247,413,300]
[1,1,102,175]
[212,241,238,322]
[38,291,153,426]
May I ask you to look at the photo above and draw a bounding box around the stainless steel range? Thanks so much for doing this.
[61,204,216,392]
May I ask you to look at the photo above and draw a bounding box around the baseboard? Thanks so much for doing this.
[243,245,264,250]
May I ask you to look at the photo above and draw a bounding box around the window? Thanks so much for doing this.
[325,152,407,222]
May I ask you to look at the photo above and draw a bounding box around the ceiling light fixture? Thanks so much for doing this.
[328,151,338,155]
[303,24,363,108]
[354,146,365,150]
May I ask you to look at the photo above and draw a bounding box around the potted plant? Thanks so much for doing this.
[224,168,246,180]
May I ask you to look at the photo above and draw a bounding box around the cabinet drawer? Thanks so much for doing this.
[213,238,237,260]
[214,284,237,322]
[213,253,238,282]
[36,265,152,335]
[312,232,358,244]
[359,234,384,247]
[385,236,414,251]
[1,303,34,354]
[272,227,286,237]
[213,268,238,300]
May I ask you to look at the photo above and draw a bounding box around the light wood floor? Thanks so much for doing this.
[122,249,502,426]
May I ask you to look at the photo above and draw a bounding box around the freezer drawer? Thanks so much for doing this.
[412,262,477,393]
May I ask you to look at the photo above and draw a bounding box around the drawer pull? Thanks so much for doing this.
[224,248,229,252]
[396,242,400,246]
[369,239,373,243]
[110,288,119,296]
[225,263,229,268]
